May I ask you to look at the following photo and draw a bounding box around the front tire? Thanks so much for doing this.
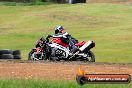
[28,50,38,60]
[28,50,46,60]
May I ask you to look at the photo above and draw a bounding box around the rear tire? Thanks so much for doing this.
[87,51,95,62]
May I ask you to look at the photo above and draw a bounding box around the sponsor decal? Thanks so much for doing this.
[76,68,131,85]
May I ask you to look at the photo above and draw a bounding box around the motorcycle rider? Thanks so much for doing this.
[55,26,78,44]
[46,26,78,51]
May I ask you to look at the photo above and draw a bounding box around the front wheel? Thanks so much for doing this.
[28,50,46,60]
[28,50,38,60]
[87,51,95,62]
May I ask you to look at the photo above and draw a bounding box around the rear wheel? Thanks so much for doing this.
[87,51,95,62]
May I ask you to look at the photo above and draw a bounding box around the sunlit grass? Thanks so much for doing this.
[0,79,131,88]
[0,3,132,63]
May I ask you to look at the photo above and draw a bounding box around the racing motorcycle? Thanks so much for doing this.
[28,35,95,62]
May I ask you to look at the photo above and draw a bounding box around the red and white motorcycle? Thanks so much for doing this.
[28,35,95,62]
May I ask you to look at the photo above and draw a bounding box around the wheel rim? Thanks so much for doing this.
[29,51,39,60]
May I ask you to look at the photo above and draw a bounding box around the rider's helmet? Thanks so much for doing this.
[55,26,65,34]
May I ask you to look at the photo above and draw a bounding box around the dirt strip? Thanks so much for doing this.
[0,60,132,80]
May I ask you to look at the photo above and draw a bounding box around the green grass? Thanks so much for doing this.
[0,3,132,63]
[0,2,53,6]
[0,79,131,88]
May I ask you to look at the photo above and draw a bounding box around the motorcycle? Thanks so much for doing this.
[28,36,95,62]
